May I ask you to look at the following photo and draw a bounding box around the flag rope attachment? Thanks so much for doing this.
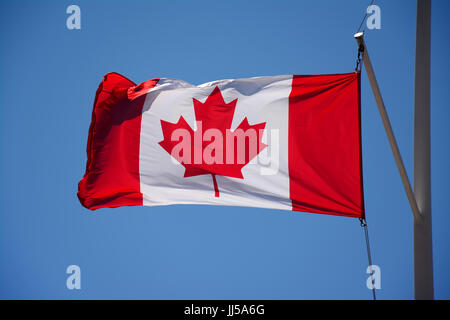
[357,43,375,301]
[360,218,376,300]
[355,42,364,72]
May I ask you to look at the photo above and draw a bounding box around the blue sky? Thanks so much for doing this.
[0,0,449,299]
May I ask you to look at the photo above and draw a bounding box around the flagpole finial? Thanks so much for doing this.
[354,32,364,39]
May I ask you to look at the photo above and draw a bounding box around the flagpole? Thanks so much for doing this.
[413,0,434,300]
[354,0,434,298]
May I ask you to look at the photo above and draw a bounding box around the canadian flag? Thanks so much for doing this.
[78,72,364,218]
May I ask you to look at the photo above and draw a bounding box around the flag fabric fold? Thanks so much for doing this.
[78,72,364,218]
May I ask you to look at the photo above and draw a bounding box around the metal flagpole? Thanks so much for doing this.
[354,0,434,299]
[413,0,434,300]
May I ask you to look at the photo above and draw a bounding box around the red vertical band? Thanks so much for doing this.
[77,73,158,210]
[357,73,366,219]
[288,73,364,218]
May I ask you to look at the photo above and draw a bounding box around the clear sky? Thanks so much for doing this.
[0,0,449,299]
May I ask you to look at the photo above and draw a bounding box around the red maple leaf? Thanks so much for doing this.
[159,86,267,197]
